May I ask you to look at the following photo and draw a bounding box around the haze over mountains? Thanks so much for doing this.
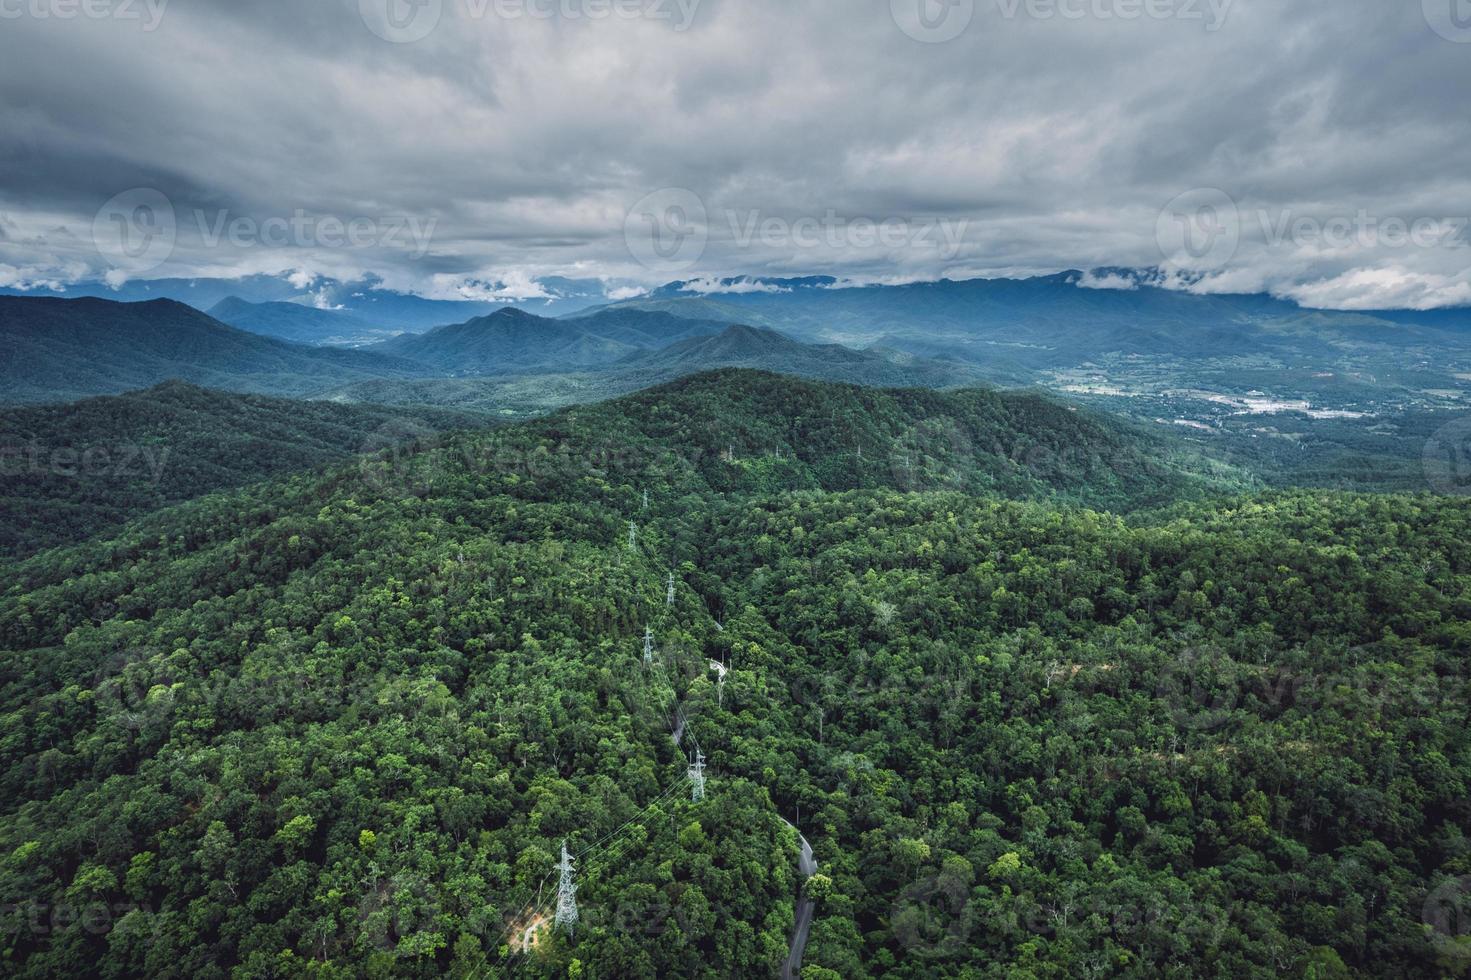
[8,271,1471,435]
[0,294,982,410]
[0,272,611,328]
[602,273,1471,367]
[206,297,395,347]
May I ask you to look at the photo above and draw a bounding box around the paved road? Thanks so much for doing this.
[779,819,817,980]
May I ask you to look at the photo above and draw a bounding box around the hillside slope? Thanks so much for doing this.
[0,297,427,403]
[373,307,732,376]
[0,382,485,557]
[0,372,1465,978]
[327,331,988,418]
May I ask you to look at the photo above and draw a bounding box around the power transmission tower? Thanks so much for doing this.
[643,627,654,667]
[688,751,706,802]
[627,521,638,551]
[666,571,676,607]
[555,840,578,936]
[642,489,649,511]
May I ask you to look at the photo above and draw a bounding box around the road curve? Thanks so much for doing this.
[779,818,817,980]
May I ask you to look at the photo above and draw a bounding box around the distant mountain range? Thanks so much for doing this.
[0,272,615,331]
[7,271,1471,423]
[0,296,981,409]
[587,272,1471,380]
[207,297,397,346]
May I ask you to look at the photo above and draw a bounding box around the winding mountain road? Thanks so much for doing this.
[779,818,818,980]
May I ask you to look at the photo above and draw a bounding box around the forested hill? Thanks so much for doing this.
[0,297,425,403]
[1,371,1468,977]
[0,382,486,558]
[526,370,1243,511]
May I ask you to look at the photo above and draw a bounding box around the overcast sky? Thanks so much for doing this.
[0,0,1468,308]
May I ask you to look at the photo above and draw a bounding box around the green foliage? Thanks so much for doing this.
[0,370,1466,978]
[0,382,485,558]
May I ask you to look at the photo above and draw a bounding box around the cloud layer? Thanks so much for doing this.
[0,0,1468,307]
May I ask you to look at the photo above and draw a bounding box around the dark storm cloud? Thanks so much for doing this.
[0,0,1467,306]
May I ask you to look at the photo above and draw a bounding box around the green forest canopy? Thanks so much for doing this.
[0,371,1468,978]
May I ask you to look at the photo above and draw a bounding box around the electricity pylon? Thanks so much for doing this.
[666,571,676,606]
[643,627,654,667]
[688,751,706,802]
[554,840,578,936]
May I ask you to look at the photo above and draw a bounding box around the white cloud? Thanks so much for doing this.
[420,270,556,303]
[1077,271,1138,291]
[1277,267,1471,311]
[678,277,792,295]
